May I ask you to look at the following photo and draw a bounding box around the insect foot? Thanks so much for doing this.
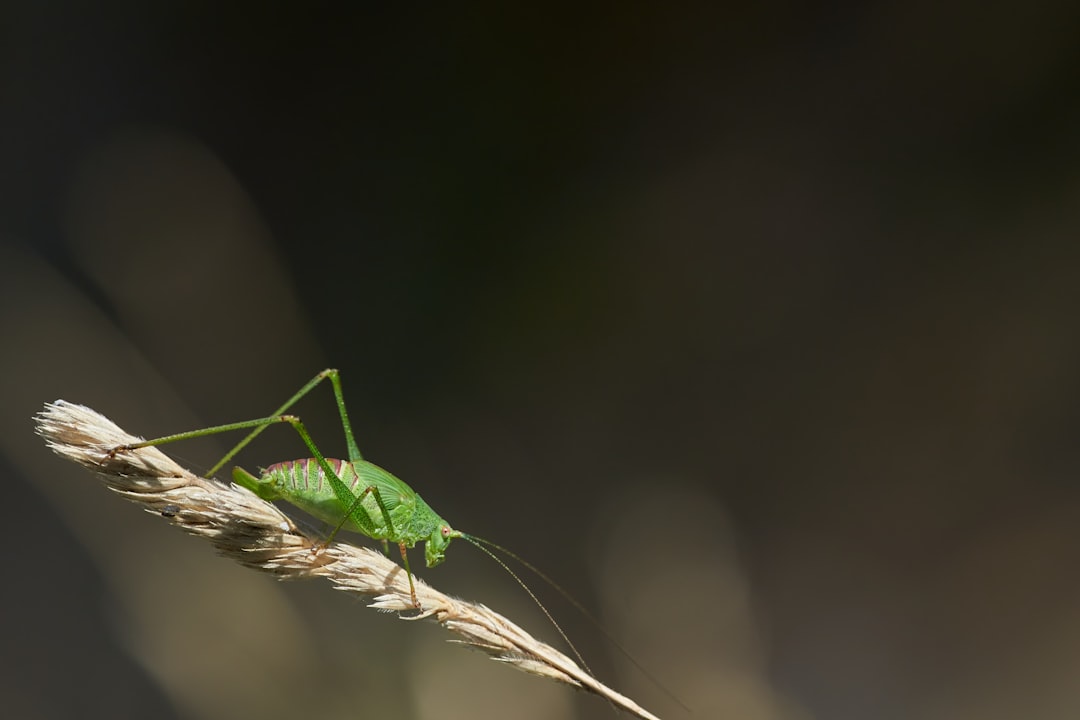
[103,444,133,460]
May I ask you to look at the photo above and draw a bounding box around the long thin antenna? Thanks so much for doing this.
[465,533,692,714]
[458,533,593,678]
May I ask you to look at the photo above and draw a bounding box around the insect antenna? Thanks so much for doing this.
[463,533,691,714]
[457,533,593,678]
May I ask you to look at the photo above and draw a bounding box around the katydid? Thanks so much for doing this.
[108,369,588,671]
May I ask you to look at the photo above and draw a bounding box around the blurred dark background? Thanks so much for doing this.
[3,4,1080,720]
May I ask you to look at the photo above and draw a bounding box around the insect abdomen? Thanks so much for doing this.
[262,458,369,532]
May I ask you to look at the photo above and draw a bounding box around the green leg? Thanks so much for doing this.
[109,369,358,477]
[205,368,364,478]
[397,542,418,607]
[321,484,377,546]
[113,414,297,461]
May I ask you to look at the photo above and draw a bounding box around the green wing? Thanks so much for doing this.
[355,460,414,506]
[354,459,424,542]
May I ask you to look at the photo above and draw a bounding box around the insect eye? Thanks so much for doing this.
[441,525,451,538]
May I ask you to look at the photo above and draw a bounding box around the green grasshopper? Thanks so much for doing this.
[109,369,582,663]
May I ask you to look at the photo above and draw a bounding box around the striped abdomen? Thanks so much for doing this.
[264,458,361,496]
[261,458,383,536]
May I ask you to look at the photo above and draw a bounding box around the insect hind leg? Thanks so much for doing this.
[204,369,359,477]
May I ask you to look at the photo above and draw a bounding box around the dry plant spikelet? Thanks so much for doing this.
[35,400,662,720]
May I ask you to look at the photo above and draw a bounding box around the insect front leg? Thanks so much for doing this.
[397,542,419,608]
